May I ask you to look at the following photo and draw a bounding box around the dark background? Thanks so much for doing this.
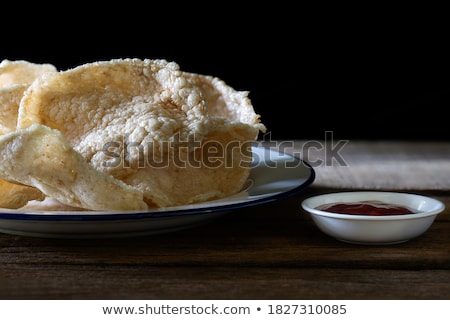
[2,5,449,141]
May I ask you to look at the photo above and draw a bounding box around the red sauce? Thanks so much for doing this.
[315,200,418,216]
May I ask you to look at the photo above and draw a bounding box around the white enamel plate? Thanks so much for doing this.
[0,146,315,238]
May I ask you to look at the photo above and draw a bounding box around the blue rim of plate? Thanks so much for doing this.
[0,145,315,222]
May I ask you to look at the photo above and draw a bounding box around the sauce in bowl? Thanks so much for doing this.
[315,200,419,216]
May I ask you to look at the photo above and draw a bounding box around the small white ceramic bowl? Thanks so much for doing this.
[301,191,445,245]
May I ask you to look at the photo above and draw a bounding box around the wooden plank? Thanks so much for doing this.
[0,265,449,299]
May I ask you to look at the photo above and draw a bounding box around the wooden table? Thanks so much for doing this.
[1,140,449,299]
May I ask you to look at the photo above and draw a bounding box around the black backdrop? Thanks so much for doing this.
[2,5,449,142]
